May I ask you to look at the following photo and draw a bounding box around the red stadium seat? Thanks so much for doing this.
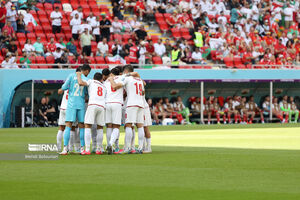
[223,57,234,68]
[80,4,90,9]
[34,26,44,34]
[122,34,131,43]
[171,28,181,40]
[26,24,34,32]
[70,2,79,10]
[30,65,39,69]
[17,48,22,56]
[26,33,36,41]
[91,41,97,53]
[62,26,71,34]
[124,56,130,64]
[95,56,106,64]
[56,33,66,41]
[95,65,108,69]
[65,33,72,40]
[0,56,4,64]
[29,10,37,19]
[155,13,164,22]
[151,35,159,43]
[36,33,47,42]
[46,56,55,64]
[233,56,245,69]
[90,1,98,8]
[46,33,55,41]
[180,28,191,40]
[19,40,26,49]
[152,56,162,64]
[36,56,46,63]
[113,34,122,41]
[17,33,26,40]
[44,3,53,11]
[29,56,36,63]
[37,10,46,16]
[61,0,69,3]
[36,3,44,10]
[45,10,52,18]
[61,19,69,27]
[39,17,50,25]
[91,6,100,13]
[163,13,171,19]
[54,3,63,11]
[210,50,217,60]
[179,66,192,69]
[42,25,52,34]
[99,5,109,12]
[207,15,215,21]
[159,23,169,34]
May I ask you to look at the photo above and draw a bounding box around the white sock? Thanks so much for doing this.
[74,128,80,151]
[131,129,135,150]
[109,128,119,147]
[69,130,75,152]
[137,128,145,151]
[146,138,151,151]
[106,128,112,147]
[143,137,146,150]
[125,127,133,151]
[56,130,63,151]
[85,128,92,152]
[96,129,103,150]
[91,128,97,151]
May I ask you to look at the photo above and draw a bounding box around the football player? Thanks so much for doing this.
[77,72,107,155]
[59,64,91,155]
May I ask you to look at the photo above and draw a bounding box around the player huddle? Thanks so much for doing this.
[56,64,152,155]
[201,95,299,124]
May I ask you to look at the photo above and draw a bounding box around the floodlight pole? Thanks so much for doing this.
[31,80,34,126]
[270,81,273,121]
[200,81,204,124]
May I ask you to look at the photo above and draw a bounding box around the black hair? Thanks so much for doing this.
[76,67,82,72]
[111,67,120,75]
[115,65,123,73]
[94,72,102,81]
[102,68,110,76]
[81,64,91,72]
[123,65,134,72]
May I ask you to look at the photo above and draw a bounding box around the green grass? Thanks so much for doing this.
[1,124,300,200]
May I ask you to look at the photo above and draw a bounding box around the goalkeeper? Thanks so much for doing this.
[279,95,290,123]
[288,96,299,123]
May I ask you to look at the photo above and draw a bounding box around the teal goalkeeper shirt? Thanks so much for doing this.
[61,73,88,110]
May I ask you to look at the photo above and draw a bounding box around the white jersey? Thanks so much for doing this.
[85,79,107,108]
[123,76,145,108]
[60,90,68,110]
[143,96,149,109]
[105,76,124,105]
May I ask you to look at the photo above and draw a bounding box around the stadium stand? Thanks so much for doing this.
[0,0,299,69]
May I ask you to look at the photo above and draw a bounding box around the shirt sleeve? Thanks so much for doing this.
[61,74,72,90]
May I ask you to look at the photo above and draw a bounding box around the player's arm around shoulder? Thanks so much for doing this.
[76,71,88,86]
[108,76,124,90]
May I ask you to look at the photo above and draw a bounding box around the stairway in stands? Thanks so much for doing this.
[96,0,172,44]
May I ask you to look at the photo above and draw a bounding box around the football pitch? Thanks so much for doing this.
[1,124,300,200]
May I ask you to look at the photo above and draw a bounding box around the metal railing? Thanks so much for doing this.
[1,63,300,69]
